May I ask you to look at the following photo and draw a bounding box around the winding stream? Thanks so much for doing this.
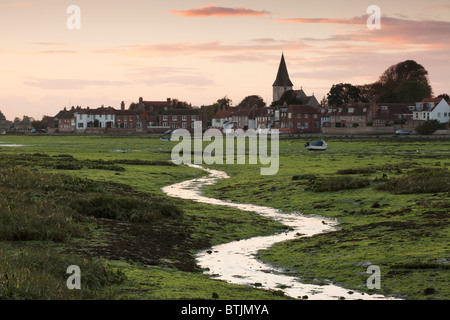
[162,164,395,300]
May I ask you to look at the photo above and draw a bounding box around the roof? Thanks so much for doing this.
[288,105,318,114]
[213,109,234,119]
[160,108,201,116]
[273,54,294,87]
[59,111,75,119]
[330,103,372,117]
[421,97,444,103]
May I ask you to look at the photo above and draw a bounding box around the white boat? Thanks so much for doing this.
[305,140,327,150]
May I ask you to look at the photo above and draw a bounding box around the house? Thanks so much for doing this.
[318,107,333,128]
[231,108,260,130]
[57,109,76,132]
[293,88,320,108]
[256,107,276,131]
[136,97,172,114]
[329,103,375,128]
[371,103,414,127]
[413,98,450,123]
[281,105,321,133]
[158,107,208,131]
[256,104,320,133]
[75,106,116,131]
[211,109,234,129]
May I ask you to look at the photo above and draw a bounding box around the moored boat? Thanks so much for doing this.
[305,140,327,150]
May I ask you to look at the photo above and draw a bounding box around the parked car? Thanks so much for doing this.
[395,129,410,135]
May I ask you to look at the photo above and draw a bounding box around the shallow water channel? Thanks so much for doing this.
[162,164,395,300]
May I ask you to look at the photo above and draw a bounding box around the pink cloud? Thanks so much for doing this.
[278,17,365,25]
[279,15,450,48]
[170,5,270,17]
[94,39,310,58]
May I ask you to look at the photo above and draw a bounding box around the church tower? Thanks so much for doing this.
[272,53,294,102]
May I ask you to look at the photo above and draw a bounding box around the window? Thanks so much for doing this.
[444,113,448,117]
[297,123,301,129]
[314,114,317,119]
[163,122,168,127]
[192,116,196,121]
[78,123,84,128]
[182,122,187,128]
[182,115,187,121]
[288,113,292,119]
[304,122,309,128]
[172,116,177,121]
[304,114,308,119]
[163,115,168,121]
[437,112,441,117]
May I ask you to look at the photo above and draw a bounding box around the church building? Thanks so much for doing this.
[272,54,319,108]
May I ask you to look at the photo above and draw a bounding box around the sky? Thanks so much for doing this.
[0,0,449,120]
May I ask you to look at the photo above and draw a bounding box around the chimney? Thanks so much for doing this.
[167,98,171,103]
[139,97,143,104]
[121,101,125,111]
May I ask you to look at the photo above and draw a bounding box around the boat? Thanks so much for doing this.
[305,140,327,150]
[160,137,171,141]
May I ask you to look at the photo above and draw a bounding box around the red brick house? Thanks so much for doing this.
[281,105,321,133]
[158,107,208,131]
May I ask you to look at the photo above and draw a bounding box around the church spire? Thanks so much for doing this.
[273,53,293,87]
[272,53,294,102]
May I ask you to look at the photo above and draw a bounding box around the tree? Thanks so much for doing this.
[415,120,445,135]
[203,96,233,119]
[359,60,433,102]
[31,121,48,131]
[394,81,432,103]
[216,96,232,109]
[437,94,450,103]
[319,96,328,108]
[271,90,304,107]
[238,95,266,109]
[171,99,191,109]
[376,89,399,103]
[326,83,367,108]
[0,110,6,122]
[379,60,430,90]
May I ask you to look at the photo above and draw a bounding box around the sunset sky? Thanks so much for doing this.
[1,0,449,120]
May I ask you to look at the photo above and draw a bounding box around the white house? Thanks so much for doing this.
[413,98,450,123]
[75,107,116,130]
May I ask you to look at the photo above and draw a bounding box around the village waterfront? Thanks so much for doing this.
[0,133,448,300]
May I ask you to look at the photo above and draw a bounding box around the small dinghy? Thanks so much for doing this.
[160,137,171,141]
[305,140,327,150]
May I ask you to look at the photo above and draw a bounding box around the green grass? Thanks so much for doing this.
[0,134,287,300]
[202,135,450,300]
[1,134,448,300]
